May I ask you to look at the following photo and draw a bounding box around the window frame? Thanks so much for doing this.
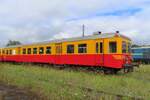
[109,41,117,53]
[2,50,5,54]
[6,50,9,55]
[9,50,12,55]
[39,47,44,54]
[78,44,87,54]
[100,42,103,53]
[96,42,103,53]
[122,41,127,53]
[128,42,132,53]
[33,48,37,54]
[27,48,32,54]
[46,47,51,54]
[67,44,74,54]
[96,43,99,53]
[22,48,26,54]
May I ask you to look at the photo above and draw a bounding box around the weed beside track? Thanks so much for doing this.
[0,63,149,100]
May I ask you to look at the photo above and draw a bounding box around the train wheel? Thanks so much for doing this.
[123,67,133,73]
[123,68,129,73]
[103,70,111,74]
[113,69,119,74]
[103,68,119,74]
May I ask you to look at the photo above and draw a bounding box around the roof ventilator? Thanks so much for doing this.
[93,31,102,35]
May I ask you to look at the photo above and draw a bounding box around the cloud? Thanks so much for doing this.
[67,8,142,21]
[0,0,149,46]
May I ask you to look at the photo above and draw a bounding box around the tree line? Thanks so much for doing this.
[6,40,21,47]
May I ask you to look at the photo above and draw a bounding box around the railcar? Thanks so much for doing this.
[0,32,137,74]
[132,46,150,64]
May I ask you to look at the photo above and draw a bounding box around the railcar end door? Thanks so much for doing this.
[95,42,104,66]
[55,43,62,64]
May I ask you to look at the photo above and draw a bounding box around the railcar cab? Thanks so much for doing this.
[121,38,132,63]
[98,32,136,73]
[121,37,137,72]
[0,48,2,61]
[116,33,138,72]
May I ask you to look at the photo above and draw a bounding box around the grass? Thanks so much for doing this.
[0,63,149,100]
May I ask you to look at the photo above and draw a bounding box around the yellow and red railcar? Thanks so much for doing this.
[0,32,136,73]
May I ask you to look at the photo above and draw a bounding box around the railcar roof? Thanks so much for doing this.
[2,33,131,48]
[132,46,150,49]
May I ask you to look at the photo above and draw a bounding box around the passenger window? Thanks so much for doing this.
[23,48,26,54]
[100,42,103,53]
[96,43,98,53]
[2,50,5,54]
[67,45,74,54]
[18,48,21,55]
[46,47,51,54]
[12,50,16,55]
[39,47,44,54]
[33,48,37,54]
[96,42,103,53]
[78,44,87,53]
[6,50,9,55]
[122,41,126,53]
[109,42,117,53]
[9,50,12,55]
[28,48,31,54]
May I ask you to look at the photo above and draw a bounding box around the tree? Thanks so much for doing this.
[131,44,140,48]
[6,40,21,47]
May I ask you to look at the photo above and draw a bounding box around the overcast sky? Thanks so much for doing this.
[0,0,150,46]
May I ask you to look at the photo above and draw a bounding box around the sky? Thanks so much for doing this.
[0,0,150,46]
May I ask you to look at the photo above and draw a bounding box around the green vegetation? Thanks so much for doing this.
[0,63,149,100]
[6,40,21,47]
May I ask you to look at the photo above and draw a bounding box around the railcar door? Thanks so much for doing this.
[55,43,62,64]
[95,41,104,66]
[55,43,62,55]
[18,47,21,55]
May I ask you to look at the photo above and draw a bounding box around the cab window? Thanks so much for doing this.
[67,45,74,54]
[33,48,37,54]
[78,44,87,53]
[128,43,132,53]
[122,41,126,53]
[39,47,44,54]
[109,42,117,53]
[46,47,51,54]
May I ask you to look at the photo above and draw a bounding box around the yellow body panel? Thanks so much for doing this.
[0,48,2,55]
[1,47,20,55]
[63,39,95,54]
[0,35,131,56]
[20,43,55,55]
[62,36,128,54]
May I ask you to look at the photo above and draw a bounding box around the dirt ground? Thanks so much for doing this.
[0,83,41,100]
